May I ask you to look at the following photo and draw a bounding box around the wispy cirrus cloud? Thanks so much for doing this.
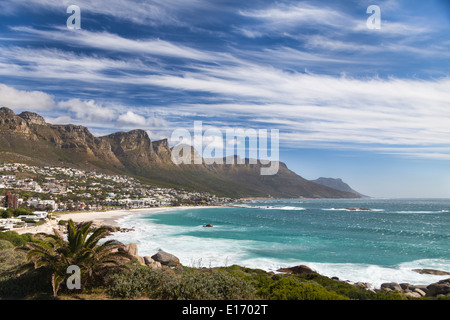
[0,0,449,165]
[10,26,222,62]
[238,1,433,37]
[0,0,196,26]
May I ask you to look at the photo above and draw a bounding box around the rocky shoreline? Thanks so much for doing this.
[117,242,450,299]
[275,264,450,298]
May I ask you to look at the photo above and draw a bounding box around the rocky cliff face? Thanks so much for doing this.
[101,129,163,168]
[0,107,33,138]
[18,111,47,126]
[0,107,360,198]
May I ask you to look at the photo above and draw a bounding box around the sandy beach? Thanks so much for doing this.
[15,205,223,235]
[14,208,160,235]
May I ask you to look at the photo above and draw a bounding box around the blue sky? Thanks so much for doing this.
[0,0,449,197]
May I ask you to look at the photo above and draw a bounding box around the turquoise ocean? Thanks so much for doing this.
[110,198,450,288]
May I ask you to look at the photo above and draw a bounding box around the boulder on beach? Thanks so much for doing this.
[135,255,146,266]
[277,265,315,275]
[151,250,181,267]
[380,282,403,292]
[118,243,138,257]
[427,278,450,296]
[144,256,162,270]
[354,282,372,289]
[413,288,427,297]
[404,291,422,299]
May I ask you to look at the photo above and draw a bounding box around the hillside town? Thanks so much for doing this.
[0,162,232,231]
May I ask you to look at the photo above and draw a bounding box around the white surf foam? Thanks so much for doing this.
[397,210,449,214]
[233,204,305,211]
[322,208,385,212]
[109,212,256,268]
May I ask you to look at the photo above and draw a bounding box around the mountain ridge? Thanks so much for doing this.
[311,177,368,197]
[0,107,360,199]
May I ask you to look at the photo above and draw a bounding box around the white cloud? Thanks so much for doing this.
[0,83,56,111]
[116,110,170,131]
[117,111,147,127]
[58,98,117,122]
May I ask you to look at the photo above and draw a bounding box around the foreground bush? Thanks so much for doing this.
[107,266,166,299]
[0,268,53,299]
[0,232,35,247]
[160,269,257,300]
[107,266,256,300]
[262,277,348,300]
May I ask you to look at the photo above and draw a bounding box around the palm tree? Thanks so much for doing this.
[17,219,132,296]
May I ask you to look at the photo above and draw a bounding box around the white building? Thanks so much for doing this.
[0,218,23,230]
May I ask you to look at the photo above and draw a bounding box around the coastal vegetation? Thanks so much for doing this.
[1,222,447,300]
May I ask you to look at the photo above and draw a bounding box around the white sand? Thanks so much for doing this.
[15,205,223,235]
[56,207,169,225]
[14,207,167,235]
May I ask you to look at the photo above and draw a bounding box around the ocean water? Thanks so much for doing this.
[110,198,450,288]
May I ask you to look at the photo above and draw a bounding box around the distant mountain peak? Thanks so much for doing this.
[311,177,367,197]
[18,111,47,126]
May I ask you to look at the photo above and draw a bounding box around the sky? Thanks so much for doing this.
[0,0,449,198]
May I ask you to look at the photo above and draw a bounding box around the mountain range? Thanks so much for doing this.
[0,107,362,199]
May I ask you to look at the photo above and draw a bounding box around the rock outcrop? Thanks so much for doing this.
[379,278,450,298]
[144,256,163,270]
[18,111,47,126]
[427,279,450,297]
[412,269,450,276]
[116,243,170,270]
[277,265,316,275]
[151,250,181,267]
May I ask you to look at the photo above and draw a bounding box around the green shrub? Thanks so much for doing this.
[293,273,375,300]
[107,267,256,300]
[160,270,256,300]
[0,231,35,247]
[0,240,14,250]
[262,277,348,300]
[0,247,27,278]
[107,266,166,299]
[0,268,53,299]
